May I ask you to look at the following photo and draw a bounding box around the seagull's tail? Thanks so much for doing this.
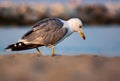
[5,42,42,51]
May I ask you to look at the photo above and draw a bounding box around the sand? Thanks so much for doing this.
[0,53,120,81]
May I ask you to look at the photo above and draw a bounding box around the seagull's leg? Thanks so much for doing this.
[51,46,55,56]
[36,47,42,56]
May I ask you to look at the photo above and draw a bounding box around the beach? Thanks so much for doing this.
[0,54,120,81]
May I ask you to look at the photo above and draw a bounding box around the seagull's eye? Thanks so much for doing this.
[79,26,82,28]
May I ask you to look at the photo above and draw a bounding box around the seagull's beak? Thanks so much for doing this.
[78,28,86,40]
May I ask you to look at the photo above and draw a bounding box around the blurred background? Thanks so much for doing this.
[0,0,120,56]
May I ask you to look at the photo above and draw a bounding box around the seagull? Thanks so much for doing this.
[5,17,86,56]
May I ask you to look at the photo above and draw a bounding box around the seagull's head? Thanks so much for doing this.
[67,18,86,40]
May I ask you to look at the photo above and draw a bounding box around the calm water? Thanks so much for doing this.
[0,25,120,56]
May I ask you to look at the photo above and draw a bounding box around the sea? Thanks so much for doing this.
[0,25,120,56]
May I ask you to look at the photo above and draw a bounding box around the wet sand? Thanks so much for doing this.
[0,53,120,81]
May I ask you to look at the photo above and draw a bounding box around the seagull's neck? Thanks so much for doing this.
[66,20,75,32]
[60,19,74,32]
[59,19,74,37]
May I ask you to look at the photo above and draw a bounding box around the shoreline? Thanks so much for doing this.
[1,53,120,57]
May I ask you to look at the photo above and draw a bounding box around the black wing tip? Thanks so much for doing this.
[5,44,15,51]
[4,42,24,51]
[4,48,12,52]
[5,42,43,51]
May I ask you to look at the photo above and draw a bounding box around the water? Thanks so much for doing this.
[0,25,120,56]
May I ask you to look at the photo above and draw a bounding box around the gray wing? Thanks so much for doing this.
[20,18,68,46]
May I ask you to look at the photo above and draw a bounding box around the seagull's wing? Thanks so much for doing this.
[19,18,68,46]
